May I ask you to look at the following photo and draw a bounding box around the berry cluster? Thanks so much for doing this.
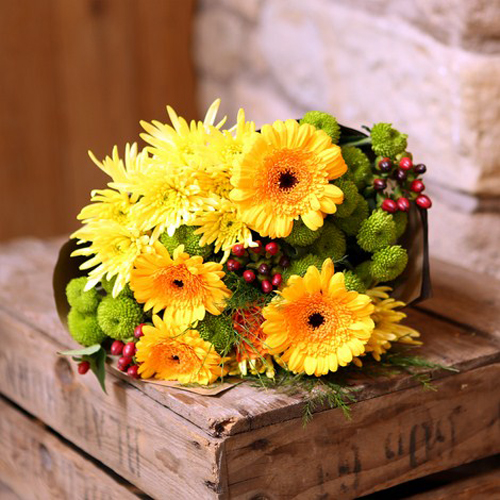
[226,241,290,293]
[374,155,432,213]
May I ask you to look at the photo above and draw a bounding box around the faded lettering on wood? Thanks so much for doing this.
[224,364,500,499]
[0,310,223,499]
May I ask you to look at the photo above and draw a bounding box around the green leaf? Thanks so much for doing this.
[58,344,102,357]
[88,348,107,394]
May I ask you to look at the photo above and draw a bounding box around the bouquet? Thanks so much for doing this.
[55,100,434,398]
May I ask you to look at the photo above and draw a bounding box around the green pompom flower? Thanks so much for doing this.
[342,270,367,293]
[371,245,408,282]
[314,221,346,261]
[335,196,369,236]
[67,309,106,346]
[370,123,408,158]
[333,179,359,218]
[355,261,374,288]
[341,146,371,189]
[283,254,324,281]
[300,111,341,144]
[97,296,145,340]
[356,210,397,252]
[198,314,235,354]
[66,277,101,314]
[159,226,213,259]
[284,219,323,247]
[393,211,408,238]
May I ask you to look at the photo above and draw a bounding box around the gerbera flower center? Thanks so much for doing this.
[308,312,325,329]
[152,264,203,303]
[262,149,318,212]
[278,171,298,190]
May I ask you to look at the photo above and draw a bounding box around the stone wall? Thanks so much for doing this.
[194,0,500,278]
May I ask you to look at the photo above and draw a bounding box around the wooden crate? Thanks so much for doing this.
[0,238,499,499]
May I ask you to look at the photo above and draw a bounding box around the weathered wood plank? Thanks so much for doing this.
[0,397,142,500]
[0,238,499,438]
[224,364,500,500]
[404,460,500,500]
[417,259,500,340]
[0,308,224,499]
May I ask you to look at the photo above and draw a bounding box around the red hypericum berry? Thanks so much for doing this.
[416,194,432,209]
[265,242,279,255]
[271,273,282,287]
[110,340,125,356]
[394,169,407,182]
[251,240,263,254]
[378,158,392,172]
[243,270,256,283]
[127,364,140,379]
[134,323,145,339]
[78,361,90,375]
[258,263,270,275]
[381,199,398,213]
[279,256,291,268]
[123,342,136,358]
[411,180,425,193]
[227,259,241,272]
[117,356,133,372]
[397,197,410,212]
[232,244,245,257]
[261,280,273,293]
[373,178,387,191]
[414,163,427,174]
[399,157,413,170]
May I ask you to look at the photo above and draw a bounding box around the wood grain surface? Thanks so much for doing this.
[0,397,142,500]
[0,0,196,241]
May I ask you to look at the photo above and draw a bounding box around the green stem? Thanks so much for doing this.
[342,137,372,147]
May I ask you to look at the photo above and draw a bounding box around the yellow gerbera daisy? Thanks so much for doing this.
[136,315,227,385]
[71,219,151,297]
[190,197,255,262]
[130,243,232,326]
[353,286,421,366]
[262,259,374,376]
[230,119,347,238]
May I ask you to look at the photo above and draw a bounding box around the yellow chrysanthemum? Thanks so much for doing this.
[200,108,256,198]
[140,99,226,167]
[130,243,232,326]
[262,259,374,376]
[353,286,422,365]
[114,166,207,241]
[76,189,136,226]
[190,197,255,262]
[71,220,151,297]
[230,119,347,238]
[88,142,149,187]
[136,315,227,385]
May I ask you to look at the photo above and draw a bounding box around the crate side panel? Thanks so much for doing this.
[0,397,142,500]
[225,364,500,500]
[0,309,223,499]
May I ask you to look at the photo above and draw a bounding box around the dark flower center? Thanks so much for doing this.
[308,312,325,329]
[173,279,184,288]
[172,355,180,361]
[278,171,298,190]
